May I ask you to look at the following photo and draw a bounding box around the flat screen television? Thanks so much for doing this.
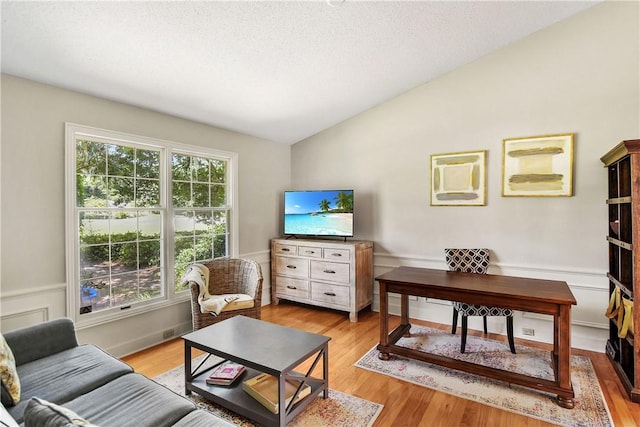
[284,190,354,237]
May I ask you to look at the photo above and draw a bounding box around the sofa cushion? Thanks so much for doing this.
[62,374,196,427]
[23,397,98,427]
[0,334,20,406]
[6,345,132,423]
[173,409,236,427]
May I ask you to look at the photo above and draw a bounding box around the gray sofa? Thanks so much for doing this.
[1,318,231,427]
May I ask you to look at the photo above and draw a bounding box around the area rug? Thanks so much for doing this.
[154,355,383,427]
[355,325,612,427]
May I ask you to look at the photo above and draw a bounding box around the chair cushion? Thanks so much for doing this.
[453,302,513,317]
[221,294,254,312]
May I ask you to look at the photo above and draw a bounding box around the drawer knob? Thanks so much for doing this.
[323,269,336,274]
[286,285,297,290]
[324,292,336,296]
[281,248,290,252]
[331,253,342,257]
[287,265,297,269]
[305,250,315,254]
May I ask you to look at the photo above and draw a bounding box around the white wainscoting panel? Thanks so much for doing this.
[1,283,67,333]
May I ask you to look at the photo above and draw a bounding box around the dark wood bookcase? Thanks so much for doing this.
[601,139,640,403]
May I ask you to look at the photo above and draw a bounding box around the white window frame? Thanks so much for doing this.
[65,123,238,329]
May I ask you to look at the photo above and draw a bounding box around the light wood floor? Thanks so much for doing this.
[122,303,639,426]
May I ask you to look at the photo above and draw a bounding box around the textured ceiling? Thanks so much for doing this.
[1,1,600,145]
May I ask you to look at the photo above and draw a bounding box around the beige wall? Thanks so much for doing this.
[0,75,290,353]
[291,1,639,350]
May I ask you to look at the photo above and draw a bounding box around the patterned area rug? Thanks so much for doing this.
[355,325,612,427]
[154,355,383,427]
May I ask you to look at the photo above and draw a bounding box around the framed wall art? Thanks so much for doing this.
[502,133,574,197]
[430,150,486,206]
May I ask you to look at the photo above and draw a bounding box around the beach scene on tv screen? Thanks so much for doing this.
[284,190,353,236]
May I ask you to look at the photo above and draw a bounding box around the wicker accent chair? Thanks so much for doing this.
[188,258,263,331]
[445,248,516,354]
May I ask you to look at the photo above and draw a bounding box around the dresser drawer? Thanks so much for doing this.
[323,248,351,261]
[298,245,322,258]
[310,260,350,283]
[275,277,309,299]
[275,256,309,278]
[311,282,350,307]
[274,243,297,255]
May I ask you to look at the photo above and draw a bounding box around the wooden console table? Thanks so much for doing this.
[376,266,577,408]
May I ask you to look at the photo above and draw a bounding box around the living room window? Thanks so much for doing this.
[65,124,238,327]
[172,152,230,291]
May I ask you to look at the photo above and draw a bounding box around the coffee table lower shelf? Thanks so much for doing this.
[186,367,326,427]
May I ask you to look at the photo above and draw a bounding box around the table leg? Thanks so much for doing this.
[184,341,192,396]
[553,312,559,365]
[278,374,286,426]
[378,281,390,360]
[400,294,411,336]
[323,344,329,398]
[555,305,574,408]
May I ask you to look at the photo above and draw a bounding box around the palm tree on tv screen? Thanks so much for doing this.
[318,199,331,212]
[334,191,353,212]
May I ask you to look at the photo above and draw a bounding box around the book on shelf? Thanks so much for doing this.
[205,361,246,386]
[242,373,312,414]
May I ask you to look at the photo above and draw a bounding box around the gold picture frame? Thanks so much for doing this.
[502,133,574,197]
[430,150,486,206]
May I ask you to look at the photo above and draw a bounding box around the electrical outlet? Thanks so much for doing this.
[162,329,175,339]
[522,328,535,336]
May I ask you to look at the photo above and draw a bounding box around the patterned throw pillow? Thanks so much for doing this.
[24,398,99,427]
[0,333,20,406]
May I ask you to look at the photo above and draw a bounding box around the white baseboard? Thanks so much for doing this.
[109,319,194,357]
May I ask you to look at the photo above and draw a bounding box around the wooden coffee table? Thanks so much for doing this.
[182,316,330,426]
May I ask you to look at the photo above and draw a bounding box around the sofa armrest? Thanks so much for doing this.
[3,318,78,366]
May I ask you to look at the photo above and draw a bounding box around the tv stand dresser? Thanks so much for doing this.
[270,238,373,322]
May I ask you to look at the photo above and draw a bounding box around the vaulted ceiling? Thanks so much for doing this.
[1,1,600,145]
